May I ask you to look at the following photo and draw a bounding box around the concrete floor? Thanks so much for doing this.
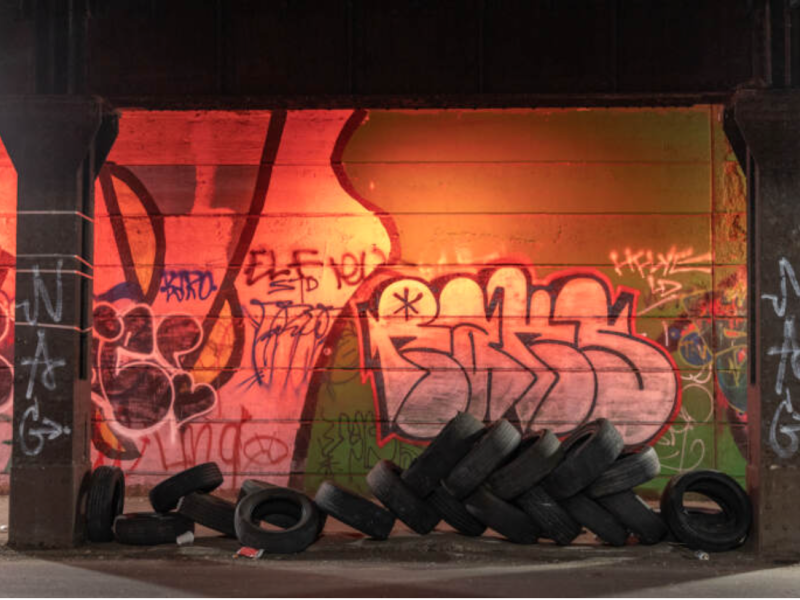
[0,496,796,597]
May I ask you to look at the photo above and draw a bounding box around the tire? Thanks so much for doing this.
[86,466,125,543]
[488,429,563,500]
[178,492,236,538]
[402,412,486,497]
[516,485,581,546]
[235,488,321,553]
[464,486,540,544]
[367,460,440,534]
[543,419,624,500]
[444,419,522,499]
[114,512,194,546]
[428,485,486,537]
[314,481,395,540]
[597,490,667,545]
[237,479,277,503]
[586,446,660,498]
[685,507,734,530]
[149,463,224,512]
[562,493,629,547]
[235,479,318,531]
[660,470,751,552]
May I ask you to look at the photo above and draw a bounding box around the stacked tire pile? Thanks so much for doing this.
[314,413,751,551]
[84,412,752,554]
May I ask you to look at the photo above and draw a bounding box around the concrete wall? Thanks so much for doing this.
[0,106,747,495]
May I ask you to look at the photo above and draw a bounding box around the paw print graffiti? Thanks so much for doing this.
[92,302,217,432]
[358,266,681,447]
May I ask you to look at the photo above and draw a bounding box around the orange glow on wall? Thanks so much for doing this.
[0,107,747,493]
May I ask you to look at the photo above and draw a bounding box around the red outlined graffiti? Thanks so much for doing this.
[356,266,682,447]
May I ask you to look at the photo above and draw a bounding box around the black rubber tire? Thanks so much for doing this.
[543,419,624,500]
[488,429,563,500]
[149,463,224,512]
[113,512,194,546]
[562,493,629,547]
[515,485,581,546]
[367,460,441,534]
[685,507,734,530]
[237,479,277,503]
[235,488,321,553]
[597,490,668,545]
[178,492,236,538]
[235,479,320,531]
[314,481,395,540]
[660,470,751,552]
[428,485,486,537]
[586,446,661,498]
[402,412,486,497]
[444,419,522,499]
[465,486,540,544]
[86,466,125,543]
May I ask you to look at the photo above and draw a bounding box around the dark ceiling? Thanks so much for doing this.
[0,0,787,107]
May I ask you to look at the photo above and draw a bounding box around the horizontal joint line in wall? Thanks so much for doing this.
[17,254,93,269]
[339,160,713,166]
[17,210,94,222]
[85,262,746,269]
[95,366,702,373]
[17,269,92,280]
[16,322,91,332]
[86,212,726,218]
[92,419,718,427]
[104,160,713,167]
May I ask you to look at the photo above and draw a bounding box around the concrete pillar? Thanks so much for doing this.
[735,89,800,557]
[0,96,117,548]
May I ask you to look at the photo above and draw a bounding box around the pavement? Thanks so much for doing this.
[0,495,797,597]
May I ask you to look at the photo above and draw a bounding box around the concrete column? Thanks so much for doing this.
[0,96,117,548]
[735,89,800,557]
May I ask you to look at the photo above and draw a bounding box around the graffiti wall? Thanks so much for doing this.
[0,107,747,494]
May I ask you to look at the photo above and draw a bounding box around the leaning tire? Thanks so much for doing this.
[235,488,320,553]
[428,485,486,537]
[114,512,194,546]
[516,485,581,546]
[660,470,751,552]
[237,479,277,503]
[488,429,563,500]
[544,419,624,500]
[402,412,486,497]
[367,460,440,534]
[465,486,540,544]
[445,419,522,499]
[178,492,237,538]
[597,490,667,545]
[87,466,125,543]
[314,481,395,540]
[586,447,660,498]
[149,463,224,512]
[562,493,629,547]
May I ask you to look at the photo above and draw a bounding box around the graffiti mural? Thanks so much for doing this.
[357,267,679,445]
[0,106,747,493]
